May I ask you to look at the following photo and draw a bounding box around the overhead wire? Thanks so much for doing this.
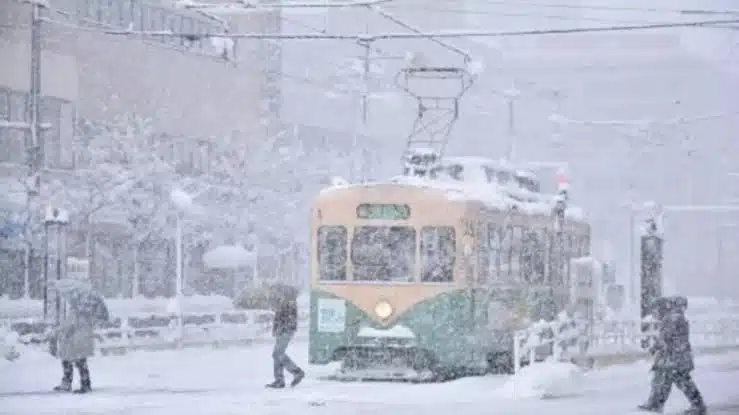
[67,18,739,39]
[279,5,561,108]
[381,5,661,25]
[438,0,739,16]
[36,12,379,95]
[38,4,737,121]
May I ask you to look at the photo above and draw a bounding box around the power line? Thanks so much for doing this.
[366,5,472,61]
[38,15,395,95]
[552,110,739,128]
[76,18,739,40]
[383,4,661,25]
[447,0,739,16]
[177,0,392,11]
[278,10,562,121]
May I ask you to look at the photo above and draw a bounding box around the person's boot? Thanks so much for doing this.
[265,380,285,389]
[290,369,305,387]
[637,404,663,413]
[74,361,92,394]
[683,406,707,415]
[54,362,73,392]
[53,380,72,392]
[74,378,92,394]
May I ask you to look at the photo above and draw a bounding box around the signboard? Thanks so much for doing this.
[66,257,90,280]
[316,298,346,333]
[356,203,411,220]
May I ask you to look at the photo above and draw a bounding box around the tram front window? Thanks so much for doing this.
[318,226,348,281]
[351,226,416,282]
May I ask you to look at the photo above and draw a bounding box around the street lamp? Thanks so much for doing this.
[43,206,69,323]
[169,188,197,347]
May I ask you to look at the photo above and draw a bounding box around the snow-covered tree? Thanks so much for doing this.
[42,115,178,296]
[55,115,175,246]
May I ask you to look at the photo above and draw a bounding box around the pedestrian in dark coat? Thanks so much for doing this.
[639,296,706,414]
[265,284,304,388]
[49,279,108,394]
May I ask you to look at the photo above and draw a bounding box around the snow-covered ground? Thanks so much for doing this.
[2,342,738,415]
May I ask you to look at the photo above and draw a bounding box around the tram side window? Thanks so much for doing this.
[476,223,488,283]
[317,226,347,281]
[477,223,500,284]
[564,232,575,285]
[521,228,547,284]
[498,225,513,281]
[421,227,456,282]
[548,231,566,286]
[352,226,416,282]
[498,225,523,282]
[486,224,501,281]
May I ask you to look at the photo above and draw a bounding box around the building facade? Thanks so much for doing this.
[0,0,282,298]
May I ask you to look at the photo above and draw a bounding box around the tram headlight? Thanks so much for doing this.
[374,300,394,320]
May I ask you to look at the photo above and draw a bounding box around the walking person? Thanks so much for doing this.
[50,279,109,394]
[265,283,305,388]
[639,296,707,414]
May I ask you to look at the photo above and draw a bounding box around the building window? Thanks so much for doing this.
[40,96,62,169]
[0,89,28,165]
[59,101,75,168]
[131,0,142,30]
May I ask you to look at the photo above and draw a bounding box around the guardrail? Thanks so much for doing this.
[3,310,310,355]
[513,313,739,374]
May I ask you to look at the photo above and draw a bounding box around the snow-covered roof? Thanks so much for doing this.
[443,156,517,172]
[318,174,586,222]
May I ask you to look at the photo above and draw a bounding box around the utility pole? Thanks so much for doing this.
[28,0,43,195]
[350,32,372,184]
[358,38,370,182]
[9,0,47,299]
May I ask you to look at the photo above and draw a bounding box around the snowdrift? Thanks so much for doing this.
[0,324,51,368]
[497,358,585,400]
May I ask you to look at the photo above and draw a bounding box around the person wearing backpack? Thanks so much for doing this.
[51,281,110,394]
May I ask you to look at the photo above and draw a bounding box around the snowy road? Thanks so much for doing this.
[1,343,738,415]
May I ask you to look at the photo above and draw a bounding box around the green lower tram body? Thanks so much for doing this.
[309,289,536,378]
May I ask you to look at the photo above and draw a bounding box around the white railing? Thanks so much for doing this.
[3,310,310,355]
[513,313,739,374]
[513,312,590,374]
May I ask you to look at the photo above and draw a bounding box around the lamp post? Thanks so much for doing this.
[169,188,197,347]
[43,206,69,323]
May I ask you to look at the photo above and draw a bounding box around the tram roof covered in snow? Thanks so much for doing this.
[316,161,585,222]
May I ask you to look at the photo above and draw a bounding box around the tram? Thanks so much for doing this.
[308,161,591,381]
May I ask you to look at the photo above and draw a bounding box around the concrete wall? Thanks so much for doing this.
[0,0,270,140]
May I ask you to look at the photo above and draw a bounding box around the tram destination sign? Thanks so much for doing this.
[356,203,411,220]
